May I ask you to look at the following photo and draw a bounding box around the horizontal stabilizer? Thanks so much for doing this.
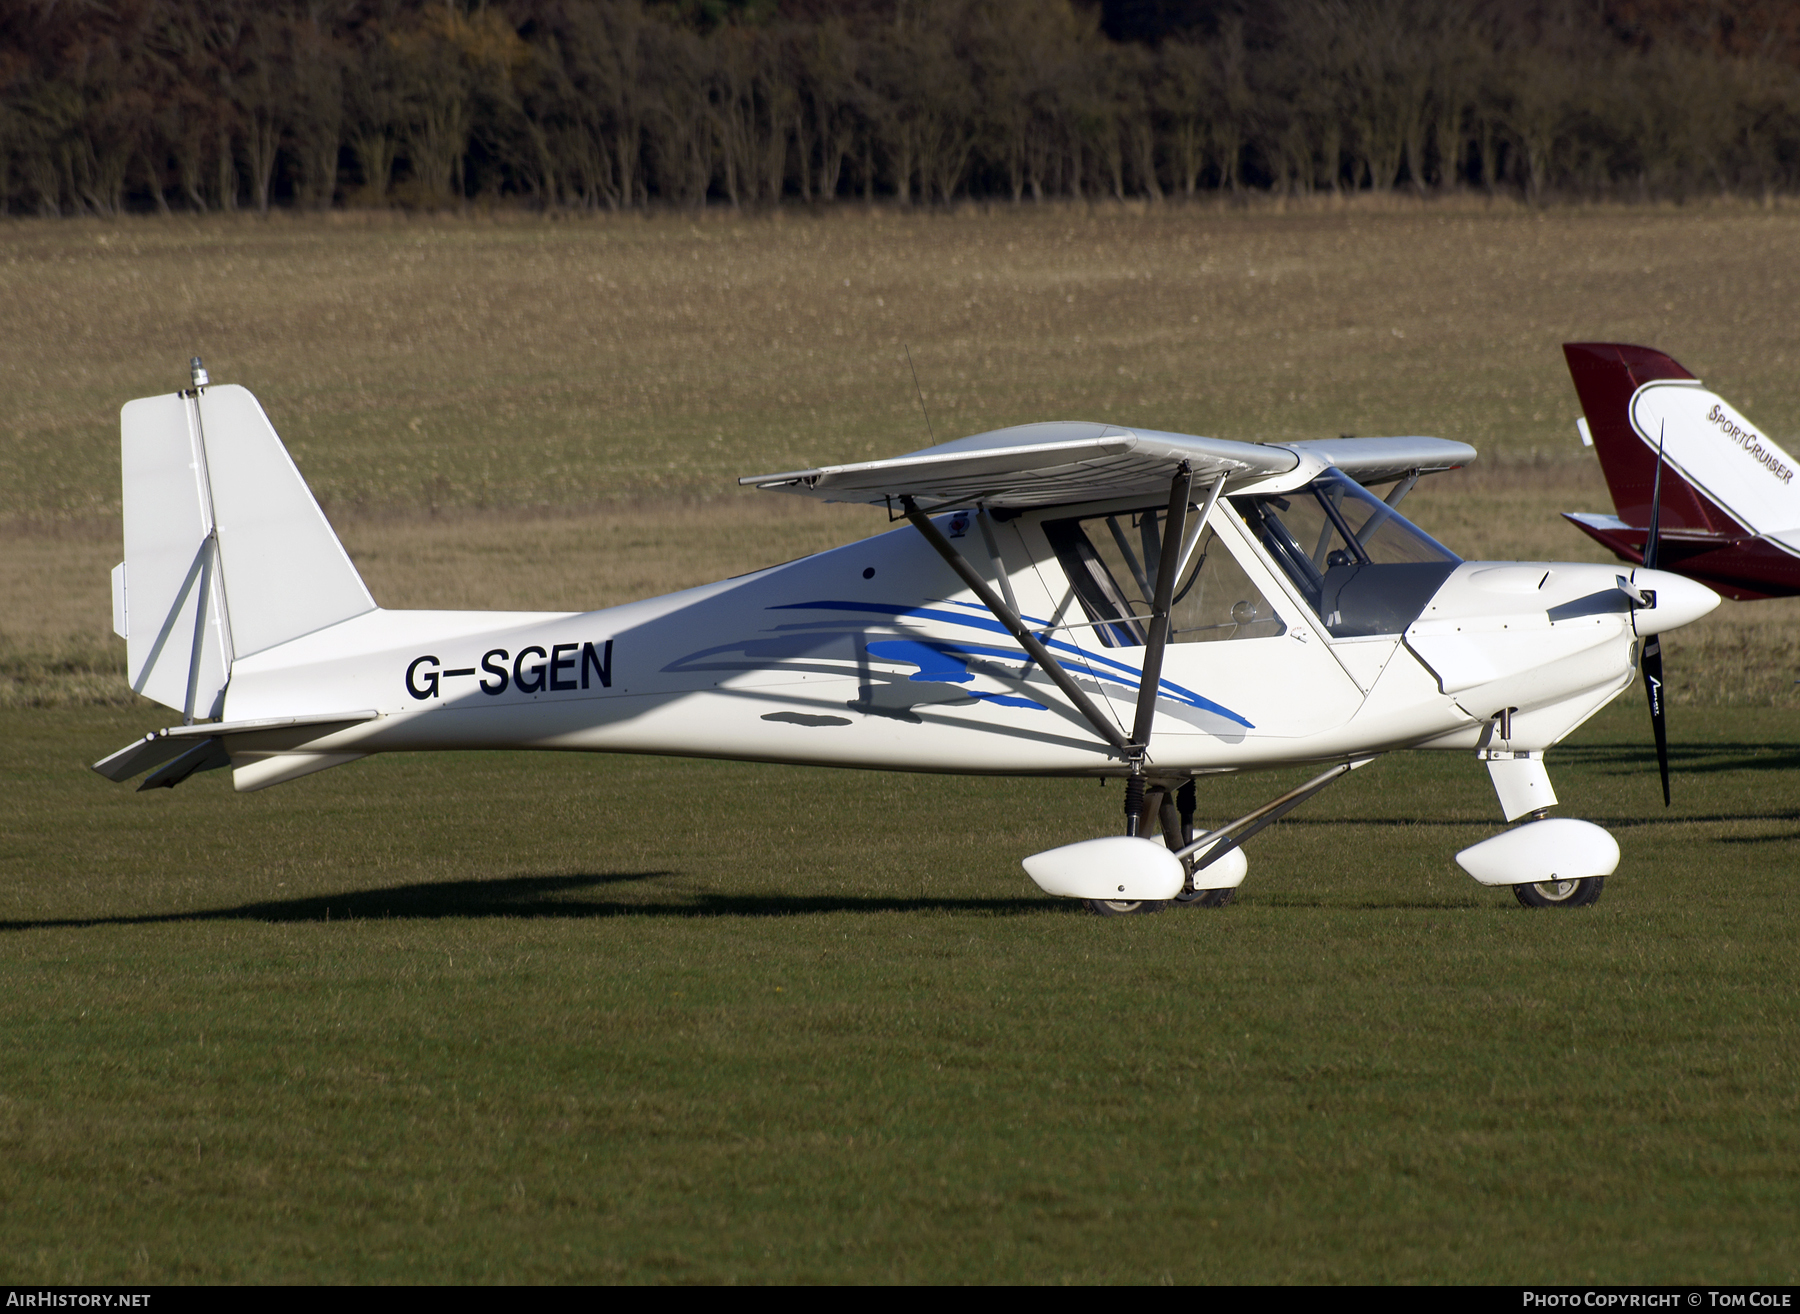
[91,732,194,783]
[740,422,1298,508]
[1562,511,1800,600]
[140,739,230,791]
[91,710,378,788]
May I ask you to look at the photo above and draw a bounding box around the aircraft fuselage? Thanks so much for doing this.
[217,497,1709,790]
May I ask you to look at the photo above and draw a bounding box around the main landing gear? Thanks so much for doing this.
[902,472,1352,918]
[1087,777,1216,910]
[1086,780,1194,915]
[1082,779,1244,916]
[1081,762,1364,917]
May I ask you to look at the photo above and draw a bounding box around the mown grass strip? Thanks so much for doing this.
[3,701,1796,1282]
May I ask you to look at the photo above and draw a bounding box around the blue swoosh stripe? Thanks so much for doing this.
[770,600,1255,728]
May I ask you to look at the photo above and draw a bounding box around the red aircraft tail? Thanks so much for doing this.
[1562,343,1744,537]
[1561,343,1800,599]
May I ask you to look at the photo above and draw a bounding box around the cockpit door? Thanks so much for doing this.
[1019,499,1366,751]
[1231,471,1463,692]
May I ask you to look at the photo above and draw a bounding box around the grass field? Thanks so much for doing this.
[3,201,1799,1283]
[4,701,1798,1283]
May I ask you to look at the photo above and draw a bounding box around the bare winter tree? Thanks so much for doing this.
[3,0,1800,215]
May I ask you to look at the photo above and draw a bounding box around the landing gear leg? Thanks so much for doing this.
[1157,792,1182,851]
[1089,781,1171,915]
[1168,780,1236,907]
[1122,774,1143,834]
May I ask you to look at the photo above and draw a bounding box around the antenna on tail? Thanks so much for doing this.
[904,344,935,444]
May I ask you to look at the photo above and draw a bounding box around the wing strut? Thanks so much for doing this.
[902,461,1198,838]
[1122,463,1194,834]
[899,495,1129,759]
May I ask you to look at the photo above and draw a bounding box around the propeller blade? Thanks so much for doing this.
[1643,421,1665,570]
[1639,420,1670,806]
[1641,633,1670,807]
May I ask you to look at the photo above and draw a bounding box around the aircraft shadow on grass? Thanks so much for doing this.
[1553,741,1800,777]
[0,871,1066,932]
[1280,806,1800,832]
[14,740,1800,932]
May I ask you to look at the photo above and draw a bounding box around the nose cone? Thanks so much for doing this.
[1632,569,1720,635]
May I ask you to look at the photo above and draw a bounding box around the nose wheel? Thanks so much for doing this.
[1513,876,1604,908]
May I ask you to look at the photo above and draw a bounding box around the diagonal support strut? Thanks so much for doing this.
[900,495,1128,758]
[1176,759,1365,875]
[1122,463,1194,834]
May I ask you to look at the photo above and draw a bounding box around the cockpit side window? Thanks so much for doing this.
[1234,492,1337,615]
[1043,507,1285,649]
[1043,516,1141,648]
[1232,472,1460,638]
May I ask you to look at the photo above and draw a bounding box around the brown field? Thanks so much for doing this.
[3,197,1798,707]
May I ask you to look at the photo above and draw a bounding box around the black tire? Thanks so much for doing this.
[1084,898,1167,916]
[1175,887,1236,908]
[1513,877,1604,909]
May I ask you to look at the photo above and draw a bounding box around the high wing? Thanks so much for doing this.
[1285,436,1476,486]
[740,421,1475,508]
[738,421,1295,508]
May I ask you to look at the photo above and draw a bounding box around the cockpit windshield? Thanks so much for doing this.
[1232,472,1460,638]
[1043,504,1285,649]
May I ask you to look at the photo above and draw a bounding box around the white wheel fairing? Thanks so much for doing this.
[1454,818,1620,887]
[1022,835,1186,901]
[1185,841,1248,889]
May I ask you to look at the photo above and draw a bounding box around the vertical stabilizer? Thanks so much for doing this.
[118,383,376,719]
[120,392,231,718]
[1564,343,1800,542]
[194,385,376,655]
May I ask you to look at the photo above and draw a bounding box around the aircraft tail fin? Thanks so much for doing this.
[1563,342,1799,542]
[116,382,376,719]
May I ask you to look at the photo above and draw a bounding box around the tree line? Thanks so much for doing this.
[4,0,1800,218]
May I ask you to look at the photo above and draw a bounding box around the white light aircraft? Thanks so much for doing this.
[94,360,1720,913]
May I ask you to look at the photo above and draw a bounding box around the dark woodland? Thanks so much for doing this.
[4,0,1800,216]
